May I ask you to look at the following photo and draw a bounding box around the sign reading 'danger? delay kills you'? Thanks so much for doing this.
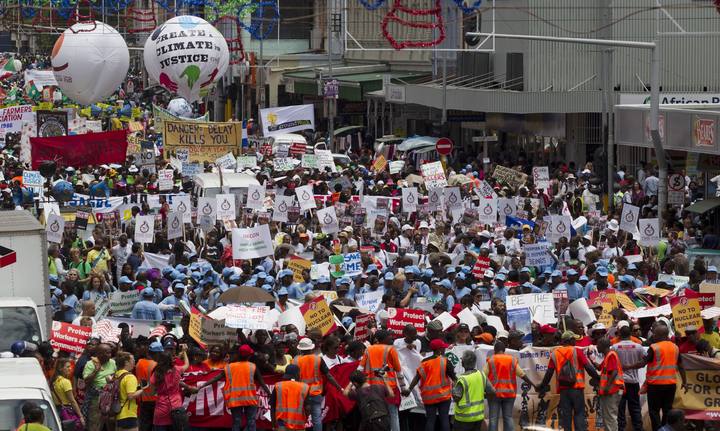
[164,120,240,162]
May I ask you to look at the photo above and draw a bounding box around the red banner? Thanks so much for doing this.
[49,321,91,354]
[387,307,428,337]
[30,130,129,169]
[182,369,232,428]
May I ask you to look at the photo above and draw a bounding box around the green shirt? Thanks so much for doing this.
[701,332,720,350]
[83,358,117,389]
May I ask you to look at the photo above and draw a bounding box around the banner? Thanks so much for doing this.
[182,369,233,428]
[259,104,315,137]
[0,105,33,144]
[300,296,336,336]
[36,110,68,137]
[25,69,58,88]
[110,290,141,315]
[164,120,240,162]
[225,305,271,330]
[387,307,427,336]
[152,104,209,135]
[232,224,274,259]
[50,321,92,354]
[674,353,720,420]
[421,161,448,188]
[31,130,129,169]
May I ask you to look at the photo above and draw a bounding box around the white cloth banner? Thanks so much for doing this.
[620,203,640,233]
[317,206,339,234]
[638,218,660,246]
[478,198,497,225]
[46,214,65,244]
[143,252,171,270]
[134,215,155,243]
[272,195,294,222]
[232,224,274,259]
[167,211,183,240]
[216,194,236,221]
[402,187,418,213]
[295,185,316,211]
[246,184,266,210]
[259,104,315,137]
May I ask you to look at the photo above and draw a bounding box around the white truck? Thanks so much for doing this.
[0,210,50,351]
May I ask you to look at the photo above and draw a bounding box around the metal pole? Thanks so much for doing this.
[327,0,335,150]
[441,56,447,124]
[258,37,264,109]
[650,43,666,228]
[603,49,613,209]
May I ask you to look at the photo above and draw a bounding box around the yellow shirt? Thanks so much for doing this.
[274,354,294,374]
[52,376,73,405]
[86,248,111,273]
[115,370,139,420]
[701,332,720,350]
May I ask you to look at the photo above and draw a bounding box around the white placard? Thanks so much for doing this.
[23,170,43,187]
[402,187,418,213]
[46,214,65,244]
[314,149,337,173]
[431,312,458,331]
[236,155,257,170]
[421,161,448,188]
[273,157,295,172]
[317,206,339,234]
[167,211,183,240]
[273,195,294,222]
[197,197,217,221]
[389,160,405,174]
[134,215,155,243]
[109,290,141,315]
[444,187,462,209]
[215,152,236,170]
[552,215,572,241]
[620,203,640,233]
[568,298,596,326]
[225,305,271,329]
[158,169,174,191]
[232,224,274,259]
[295,185,316,211]
[171,195,192,223]
[532,166,550,190]
[506,293,556,324]
[638,218,660,246]
[524,242,554,266]
[355,290,384,313]
[457,308,480,329]
[216,194,236,221]
[427,187,444,210]
[478,198,497,225]
[246,184,266,210]
[497,198,516,218]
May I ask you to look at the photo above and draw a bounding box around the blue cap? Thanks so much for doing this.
[367,264,378,273]
[222,267,234,277]
[278,269,294,278]
[169,270,182,280]
[522,282,535,289]
[342,316,353,327]
[277,287,289,296]
[338,277,352,286]
[191,271,202,280]
[543,268,553,275]
[406,266,419,275]
[317,275,330,283]
[456,272,466,280]
[119,276,133,285]
[499,268,509,275]
[551,270,562,278]
[161,267,174,276]
[439,279,452,289]
[199,262,212,273]
[567,269,578,276]
[710,266,718,273]
[261,284,273,293]
[597,267,609,277]
[520,267,530,273]
[620,275,634,283]
[229,274,241,283]
[495,273,506,281]
[52,287,62,296]
[136,266,149,275]
[597,259,610,268]
[254,265,265,273]
[446,267,456,274]
[257,272,268,280]
[149,341,164,353]
[175,264,187,273]
[141,287,155,297]
[172,281,186,290]
[579,275,589,281]
[384,272,394,281]
[627,263,637,270]
[461,266,472,274]
[189,262,200,271]
[49,274,59,284]
[265,275,275,284]
[424,269,434,278]
[245,279,256,287]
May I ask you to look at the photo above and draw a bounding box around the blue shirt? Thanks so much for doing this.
[560,282,584,301]
[160,295,188,320]
[62,294,79,322]
[492,286,508,302]
[131,300,163,320]
[583,281,597,299]
[82,290,107,303]
[454,287,472,300]
[288,282,313,300]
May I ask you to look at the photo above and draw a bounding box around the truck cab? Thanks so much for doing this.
[0,358,66,430]
[0,298,44,352]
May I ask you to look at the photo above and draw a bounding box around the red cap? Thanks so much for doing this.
[238,344,254,357]
[540,324,557,335]
[429,339,449,350]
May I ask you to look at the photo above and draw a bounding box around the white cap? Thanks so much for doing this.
[607,219,619,232]
[402,224,413,231]
[484,269,495,278]
[497,329,509,339]
[617,320,630,329]
[591,323,607,332]
[419,221,429,229]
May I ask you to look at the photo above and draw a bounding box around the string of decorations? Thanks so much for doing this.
[380,0,445,50]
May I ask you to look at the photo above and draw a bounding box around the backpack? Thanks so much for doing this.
[557,349,578,387]
[357,387,390,431]
[99,371,130,417]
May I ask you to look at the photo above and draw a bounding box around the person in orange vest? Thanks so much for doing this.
[538,331,600,431]
[402,338,456,431]
[136,340,161,431]
[597,337,624,431]
[271,364,310,431]
[484,341,538,431]
[199,344,270,431]
[359,329,408,431]
[628,323,684,431]
[293,337,343,431]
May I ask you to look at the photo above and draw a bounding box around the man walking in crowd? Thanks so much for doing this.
[611,320,644,431]
[453,350,490,431]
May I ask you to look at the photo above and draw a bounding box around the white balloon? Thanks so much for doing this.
[167,98,193,118]
[143,16,229,103]
[50,21,129,106]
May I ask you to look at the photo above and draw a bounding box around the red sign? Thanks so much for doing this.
[472,256,491,278]
[435,137,454,155]
[50,321,92,354]
[182,369,232,427]
[699,293,716,310]
[0,245,16,268]
[30,130,129,169]
[259,141,273,156]
[289,142,307,156]
[693,118,716,148]
[354,313,375,341]
[387,307,427,336]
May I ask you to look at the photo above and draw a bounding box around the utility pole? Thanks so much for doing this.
[327,0,335,150]
[465,32,667,227]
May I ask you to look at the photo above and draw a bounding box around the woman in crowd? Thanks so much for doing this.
[51,358,84,430]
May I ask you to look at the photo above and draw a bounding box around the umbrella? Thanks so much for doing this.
[219,286,276,304]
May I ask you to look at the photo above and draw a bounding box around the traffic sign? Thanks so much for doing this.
[668,174,685,191]
[436,137,454,155]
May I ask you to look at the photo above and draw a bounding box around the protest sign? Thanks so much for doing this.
[444,187,462,209]
[32,130,129,169]
[492,165,527,188]
[472,256,491,279]
[553,290,569,316]
[215,152,236,170]
[272,195,293,222]
[314,149,337,173]
[355,290,384,313]
[197,197,217,222]
[343,252,362,276]
[589,290,615,327]
[524,242,553,267]
[22,170,43,187]
[700,282,720,307]
[300,296,336,336]
[658,274,690,288]
[301,154,318,169]
[236,155,257,170]
[167,211,183,240]
[506,293,556,324]
[232,224,274,259]
[50,321,92,354]
[171,195,192,223]
[287,256,312,283]
[158,169,174,191]
[532,166,550,190]
[498,198,516,218]
[317,206,339,234]
[432,312,458,331]
[402,187,418,213]
[638,218,660,246]
[0,105,33,145]
[295,185,316,211]
[372,155,387,172]
[225,305,271,330]
[616,292,638,311]
[620,203,640,233]
[427,187,444,210]
[670,295,702,336]
[259,104,315,137]
[273,157,296,172]
[216,194,236,221]
[182,370,232,428]
[45,213,65,244]
[477,198,496,224]
[673,354,720,420]
[246,184,266,210]
[110,290,141,315]
[164,121,240,163]
[389,160,405,174]
[152,104,209,135]
[387,307,427,336]
[354,314,375,341]
[421,161,448,188]
[134,214,155,243]
[507,308,533,341]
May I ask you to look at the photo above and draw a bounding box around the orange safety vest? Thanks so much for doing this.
[292,354,323,396]
[223,362,258,408]
[275,380,310,430]
[362,344,398,388]
[599,350,624,395]
[553,346,585,390]
[646,340,679,385]
[487,353,517,398]
[135,358,157,403]
[417,356,452,405]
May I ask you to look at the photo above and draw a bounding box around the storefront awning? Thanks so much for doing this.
[284,70,429,102]
[685,197,720,214]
